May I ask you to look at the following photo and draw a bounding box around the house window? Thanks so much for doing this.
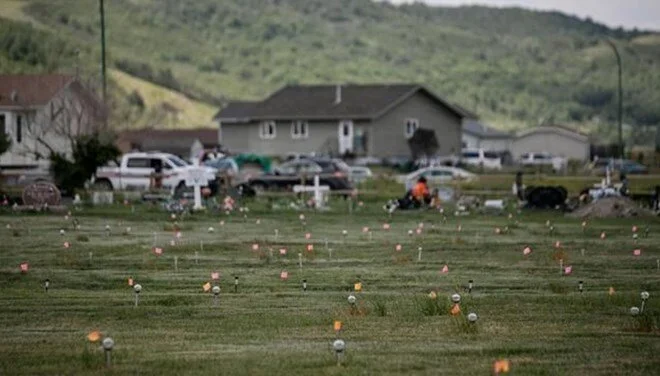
[260,121,276,140]
[291,121,309,139]
[404,118,419,138]
[16,115,22,143]
[0,114,5,135]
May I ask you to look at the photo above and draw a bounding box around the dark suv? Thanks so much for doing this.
[247,158,353,192]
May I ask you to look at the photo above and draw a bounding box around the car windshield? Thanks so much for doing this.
[484,152,498,159]
[462,152,479,158]
[168,156,189,167]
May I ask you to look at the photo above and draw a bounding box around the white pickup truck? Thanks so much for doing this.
[92,152,218,196]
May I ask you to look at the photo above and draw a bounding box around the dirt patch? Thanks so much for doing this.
[567,196,653,218]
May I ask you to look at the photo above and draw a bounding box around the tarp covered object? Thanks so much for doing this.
[232,154,273,173]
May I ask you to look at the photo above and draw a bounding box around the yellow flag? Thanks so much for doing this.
[354,282,362,292]
[493,359,510,374]
[203,282,211,292]
[333,321,342,332]
[87,330,101,343]
[608,287,615,296]
[450,303,461,316]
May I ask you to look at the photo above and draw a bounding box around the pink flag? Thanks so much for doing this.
[383,223,390,230]
[175,231,182,239]
[564,266,572,275]
[441,264,449,273]
[395,244,402,251]
[305,232,311,239]
[416,228,422,235]
[211,272,220,280]
[19,262,29,273]
[279,248,287,255]
[306,244,314,252]
[554,241,561,249]
[362,226,369,233]
[523,246,532,255]
[153,247,163,256]
[63,241,71,249]
[633,249,641,256]
[252,243,259,251]
[632,225,638,233]
[280,271,288,280]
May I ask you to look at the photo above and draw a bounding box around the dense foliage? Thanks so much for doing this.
[1,0,659,136]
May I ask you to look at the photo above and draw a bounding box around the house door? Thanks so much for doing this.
[338,120,353,155]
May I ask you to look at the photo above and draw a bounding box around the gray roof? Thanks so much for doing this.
[463,120,512,138]
[215,84,470,122]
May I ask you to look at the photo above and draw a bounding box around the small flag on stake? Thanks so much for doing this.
[564,266,572,275]
[305,232,311,239]
[450,303,461,316]
[19,262,29,273]
[87,331,102,343]
[203,282,211,292]
[633,249,641,256]
[153,247,163,256]
[416,228,422,235]
[600,231,606,239]
[362,226,369,233]
[354,282,362,292]
[175,231,182,239]
[280,271,288,280]
[306,244,314,252]
[334,320,342,333]
[523,246,532,255]
[252,243,259,251]
[170,239,176,246]
[457,225,462,232]
[554,241,561,249]
[128,277,134,286]
[383,223,390,230]
[608,287,615,295]
[63,241,71,249]
[632,225,638,233]
[395,244,402,251]
[279,248,287,256]
[211,272,220,280]
[493,359,510,374]
[441,264,449,273]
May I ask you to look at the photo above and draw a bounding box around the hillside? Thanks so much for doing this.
[1,0,659,137]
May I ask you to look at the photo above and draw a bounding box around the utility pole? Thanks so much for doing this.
[605,39,623,159]
[99,0,107,105]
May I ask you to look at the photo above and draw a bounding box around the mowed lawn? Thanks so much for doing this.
[0,203,659,375]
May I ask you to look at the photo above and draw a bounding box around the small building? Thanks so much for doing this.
[511,124,590,161]
[116,128,219,162]
[214,84,468,158]
[462,119,513,152]
[0,74,104,168]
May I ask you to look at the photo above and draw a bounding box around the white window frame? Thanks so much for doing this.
[291,121,309,139]
[259,121,276,140]
[404,118,419,139]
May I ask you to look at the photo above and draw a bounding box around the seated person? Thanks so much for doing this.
[411,176,431,207]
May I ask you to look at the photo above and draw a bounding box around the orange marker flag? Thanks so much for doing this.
[19,262,29,273]
[493,359,510,374]
[334,320,342,333]
[203,282,211,292]
[450,303,461,316]
[128,277,134,286]
[87,330,102,343]
[441,264,449,273]
[354,282,362,292]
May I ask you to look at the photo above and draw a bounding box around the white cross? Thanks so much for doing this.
[185,162,209,210]
[293,175,330,209]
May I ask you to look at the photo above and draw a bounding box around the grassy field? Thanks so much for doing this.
[1,200,659,375]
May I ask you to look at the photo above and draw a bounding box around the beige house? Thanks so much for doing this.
[0,74,104,168]
[215,84,468,158]
[511,125,590,161]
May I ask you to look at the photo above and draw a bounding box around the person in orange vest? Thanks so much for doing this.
[411,176,431,206]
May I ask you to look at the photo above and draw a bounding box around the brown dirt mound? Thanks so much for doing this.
[567,196,652,218]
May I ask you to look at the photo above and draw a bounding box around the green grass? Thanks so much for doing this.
[1,201,659,375]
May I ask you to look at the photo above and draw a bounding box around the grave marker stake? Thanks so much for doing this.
[195,251,199,265]
[234,276,239,293]
[417,247,422,262]
[302,279,307,292]
[102,338,114,368]
[89,252,93,264]
[174,256,178,273]
[44,279,50,292]
[559,258,563,275]
[298,253,303,270]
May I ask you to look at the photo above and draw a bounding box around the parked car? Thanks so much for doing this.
[519,152,566,172]
[591,159,648,176]
[347,166,373,184]
[460,149,502,170]
[353,156,383,166]
[93,152,219,196]
[402,166,476,191]
[203,157,239,176]
[247,157,352,192]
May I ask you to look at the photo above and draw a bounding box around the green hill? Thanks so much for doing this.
[1,0,659,138]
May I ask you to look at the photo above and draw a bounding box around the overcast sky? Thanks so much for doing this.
[385,0,660,30]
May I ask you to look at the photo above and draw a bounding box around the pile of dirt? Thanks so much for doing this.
[567,196,652,218]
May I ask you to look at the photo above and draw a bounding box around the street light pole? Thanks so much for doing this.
[605,39,623,159]
[99,0,107,105]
